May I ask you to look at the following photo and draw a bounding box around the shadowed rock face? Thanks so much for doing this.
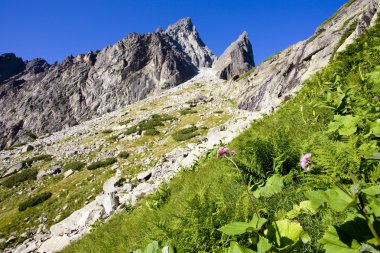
[0,18,214,148]
[213,32,255,80]
[0,53,26,83]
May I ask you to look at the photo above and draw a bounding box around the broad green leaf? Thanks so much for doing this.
[367,196,380,217]
[219,214,267,236]
[319,215,379,253]
[366,151,380,161]
[286,200,319,219]
[305,186,354,212]
[257,236,272,253]
[327,115,361,136]
[143,241,161,253]
[219,222,254,236]
[225,242,256,253]
[319,226,360,253]
[362,185,380,196]
[253,174,284,198]
[366,66,380,85]
[249,214,268,231]
[266,219,310,251]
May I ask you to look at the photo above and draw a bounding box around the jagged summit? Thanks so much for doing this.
[213,31,255,80]
[164,17,216,68]
[0,17,213,149]
[165,17,194,32]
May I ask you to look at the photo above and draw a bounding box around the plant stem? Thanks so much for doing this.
[223,155,259,216]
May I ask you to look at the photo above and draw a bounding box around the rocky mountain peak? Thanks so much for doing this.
[165,17,216,68]
[165,17,194,33]
[213,31,255,80]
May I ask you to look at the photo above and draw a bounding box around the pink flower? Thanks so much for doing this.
[231,150,237,156]
[217,146,229,158]
[300,153,312,171]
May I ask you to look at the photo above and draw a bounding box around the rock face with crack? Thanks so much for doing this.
[213,32,255,80]
[0,18,215,149]
[233,0,378,111]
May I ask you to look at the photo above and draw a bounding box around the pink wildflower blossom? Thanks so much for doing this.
[300,153,312,171]
[217,146,229,157]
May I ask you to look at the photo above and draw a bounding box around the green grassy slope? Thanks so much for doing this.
[62,15,380,253]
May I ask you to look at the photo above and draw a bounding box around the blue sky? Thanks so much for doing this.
[0,0,348,64]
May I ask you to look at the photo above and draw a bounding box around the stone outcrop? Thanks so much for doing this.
[233,0,378,111]
[0,18,215,149]
[213,32,255,80]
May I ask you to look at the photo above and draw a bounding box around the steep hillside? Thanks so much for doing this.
[62,8,380,252]
[1,0,379,252]
[231,0,377,112]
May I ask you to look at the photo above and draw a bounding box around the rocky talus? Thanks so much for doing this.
[0,18,215,149]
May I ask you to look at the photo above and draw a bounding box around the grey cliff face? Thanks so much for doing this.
[0,18,213,148]
[165,17,216,68]
[235,0,378,111]
[213,32,255,80]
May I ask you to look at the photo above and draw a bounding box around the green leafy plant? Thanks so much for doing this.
[18,191,52,211]
[305,182,380,252]
[2,168,38,188]
[118,151,130,159]
[179,108,197,115]
[63,161,86,171]
[87,157,117,170]
[21,154,53,167]
[146,184,171,209]
[171,126,198,141]
[133,241,175,253]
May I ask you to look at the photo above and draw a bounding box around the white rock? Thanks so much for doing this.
[102,176,120,194]
[136,171,152,181]
[22,145,34,153]
[63,169,74,178]
[38,235,70,253]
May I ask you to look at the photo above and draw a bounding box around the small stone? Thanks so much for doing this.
[6,236,16,244]
[63,169,74,178]
[22,145,34,153]
[136,171,152,181]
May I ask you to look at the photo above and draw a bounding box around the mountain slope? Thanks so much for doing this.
[231,0,378,112]
[0,18,214,150]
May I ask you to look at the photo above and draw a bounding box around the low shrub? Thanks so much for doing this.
[172,126,197,141]
[18,192,52,211]
[151,114,177,122]
[144,129,160,136]
[124,126,138,135]
[119,119,133,126]
[102,129,113,134]
[114,178,126,187]
[22,154,53,167]
[2,168,38,188]
[107,135,118,142]
[25,130,38,139]
[63,161,86,171]
[87,157,117,170]
[118,151,130,159]
[179,108,197,115]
